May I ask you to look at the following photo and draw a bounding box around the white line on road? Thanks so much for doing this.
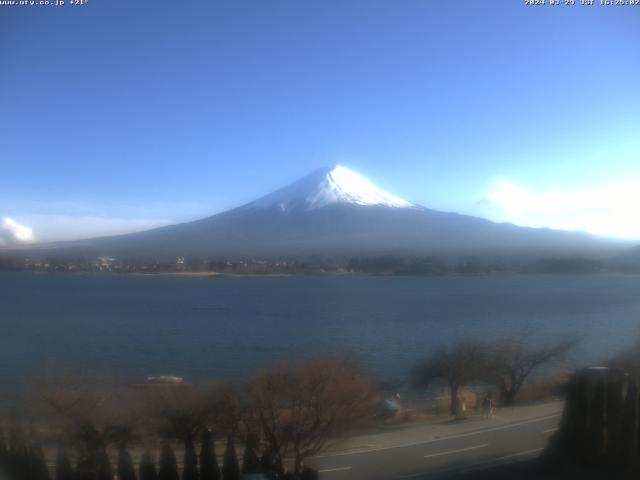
[312,413,560,459]
[494,447,544,462]
[542,427,558,434]
[424,443,489,459]
[318,466,352,473]
[401,446,546,478]
[399,471,433,479]
[429,414,561,445]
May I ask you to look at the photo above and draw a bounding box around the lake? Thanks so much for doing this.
[1,272,640,401]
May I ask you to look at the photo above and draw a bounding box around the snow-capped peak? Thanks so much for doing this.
[307,165,414,209]
[247,165,415,211]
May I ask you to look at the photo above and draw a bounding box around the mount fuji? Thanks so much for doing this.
[15,166,624,259]
[245,165,415,212]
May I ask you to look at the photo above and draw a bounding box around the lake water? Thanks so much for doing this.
[2,272,640,401]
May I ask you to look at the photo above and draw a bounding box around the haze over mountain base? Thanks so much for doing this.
[2,166,633,263]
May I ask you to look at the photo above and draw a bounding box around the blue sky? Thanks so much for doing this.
[1,1,639,243]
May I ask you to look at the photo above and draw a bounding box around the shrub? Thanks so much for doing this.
[97,447,113,480]
[28,443,51,480]
[0,429,7,475]
[241,441,261,474]
[182,435,199,480]
[222,437,240,480]
[139,450,158,480]
[117,445,137,480]
[54,448,74,480]
[199,430,220,480]
[158,443,179,480]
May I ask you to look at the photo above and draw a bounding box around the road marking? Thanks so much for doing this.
[454,447,545,474]
[318,466,352,473]
[542,427,558,434]
[399,471,433,478]
[311,413,560,458]
[424,443,488,459]
[494,447,543,462]
[401,446,545,478]
[418,415,560,444]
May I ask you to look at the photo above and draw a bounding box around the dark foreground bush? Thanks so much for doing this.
[55,448,74,480]
[543,367,640,477]
[139,451,158,480]
[182,436,198,480]
[200,430,220,480]
[158,444,179,480]
[117,446,137,480]
[222,437,240,480]
[241,441,261,474]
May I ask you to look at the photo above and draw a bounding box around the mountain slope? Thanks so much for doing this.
[244,166,415,211]
[8,166,628,260]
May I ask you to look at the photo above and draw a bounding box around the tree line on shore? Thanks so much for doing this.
[2,253,636,275]
[413,337,577,414]
[0,357,377,480]
[0,336,594,480]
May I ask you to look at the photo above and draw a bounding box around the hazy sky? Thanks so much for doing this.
[1,1,639,243]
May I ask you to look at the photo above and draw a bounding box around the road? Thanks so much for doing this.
[307,401,562,480]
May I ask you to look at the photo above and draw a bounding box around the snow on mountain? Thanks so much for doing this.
[246,165,415,212]
[13,165,626,260]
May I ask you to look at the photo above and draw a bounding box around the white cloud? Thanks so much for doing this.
[12,215,174,243]
[0,217,35,245]
[0,197,215,244]
[483,180,640,239]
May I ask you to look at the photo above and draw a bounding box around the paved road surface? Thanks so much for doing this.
[307,402,562,480]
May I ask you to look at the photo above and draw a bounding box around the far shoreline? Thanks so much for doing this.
[3,269,636,278]
[127,271,301,278]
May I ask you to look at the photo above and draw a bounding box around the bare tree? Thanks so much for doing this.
[145,381,233,442]
[28,368,140,449]
[414,342,489,415]
[247,357,380,478]
[27,368,139,480]
[487,337,576,404]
